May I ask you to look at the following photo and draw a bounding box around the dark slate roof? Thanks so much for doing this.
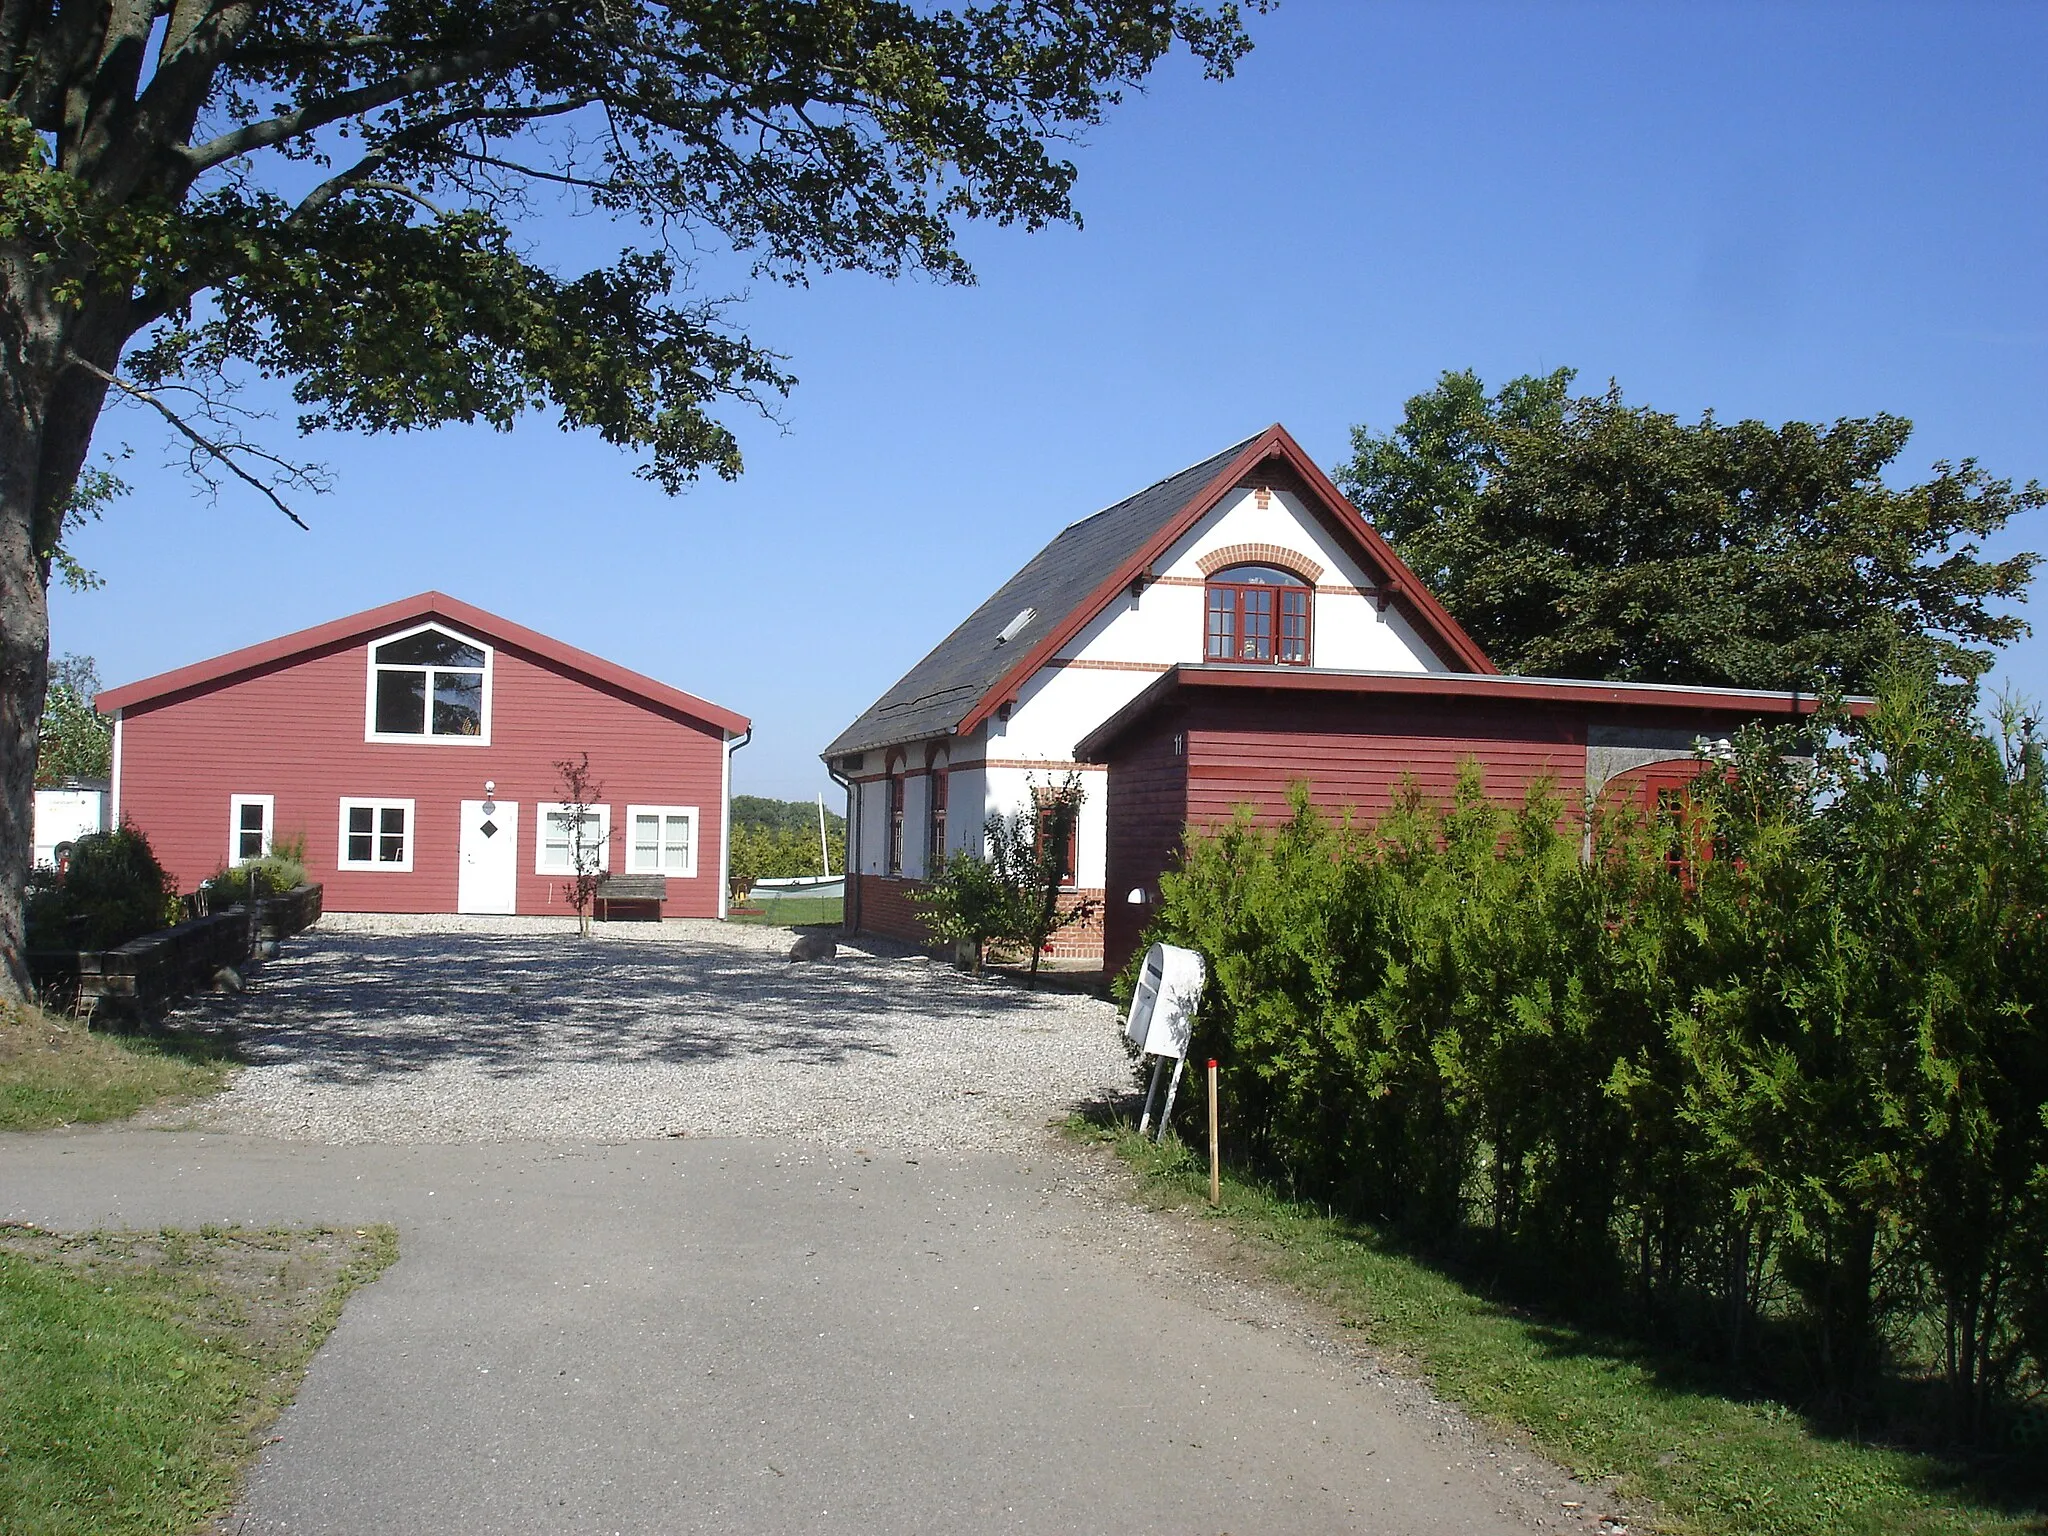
[823,435,1261,760]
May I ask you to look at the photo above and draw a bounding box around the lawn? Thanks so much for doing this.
[1074,1119,2046,1536]
[727,895,843,927]
[0,1223,398,1536]
[0,1005,235,1132]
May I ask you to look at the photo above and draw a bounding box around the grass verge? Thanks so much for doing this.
[727,897,843,927]
[1069,1117,2045,1536]
[0,1222,398,1535]
[0,1005,236,1132]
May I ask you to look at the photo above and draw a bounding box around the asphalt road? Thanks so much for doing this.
[0,1128,1593,1535]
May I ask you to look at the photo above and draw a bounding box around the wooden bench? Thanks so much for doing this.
[594,872,667,922]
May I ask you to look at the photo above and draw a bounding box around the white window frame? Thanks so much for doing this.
[228,793,274,865]
[337,798,416,872]
[363,621,495,747]
[536,802,611,875]
[625,804,699,879]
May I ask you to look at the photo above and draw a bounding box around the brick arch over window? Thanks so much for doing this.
[1195,543,1325,584]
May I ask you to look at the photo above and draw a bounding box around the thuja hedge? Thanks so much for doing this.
[1142,681,2048,1438]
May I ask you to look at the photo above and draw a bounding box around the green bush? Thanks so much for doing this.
[913,779,1094,977]
[26,827,178,951]
[204,831,308,905]
[1142,677,2048,1443]
[728,823,842,898]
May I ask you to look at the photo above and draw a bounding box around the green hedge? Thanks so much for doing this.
[1142,679,2048,1443]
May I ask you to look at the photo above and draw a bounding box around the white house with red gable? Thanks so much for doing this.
[821,424,1494,959]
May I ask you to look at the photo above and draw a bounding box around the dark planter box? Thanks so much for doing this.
[47,883,324,1021]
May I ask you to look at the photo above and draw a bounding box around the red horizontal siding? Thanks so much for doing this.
[117,637,727,918]
[1099,693,1590,977]
[1180,695,1584,835]
[1102,709,1189,978]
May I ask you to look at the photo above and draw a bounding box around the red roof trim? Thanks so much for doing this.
[95,591,750,736]
[1074,663,1868,761]
[955,425,1495,736]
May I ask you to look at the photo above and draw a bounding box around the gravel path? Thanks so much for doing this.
[184,915,1134,1149]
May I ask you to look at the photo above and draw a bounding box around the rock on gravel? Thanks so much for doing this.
[187,915,1134,1150]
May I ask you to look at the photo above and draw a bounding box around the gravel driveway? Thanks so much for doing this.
[188,915,1133,1149]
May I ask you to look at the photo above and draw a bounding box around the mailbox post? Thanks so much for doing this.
[1124,942,1206,1143]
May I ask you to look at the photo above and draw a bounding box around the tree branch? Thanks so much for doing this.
[284,95,596,226]
[179,7,578,173]
[64,356,316,530]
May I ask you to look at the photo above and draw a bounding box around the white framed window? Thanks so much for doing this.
[364,623,493,745]
[229,794,273,865]
[626,805,698,878]
[536,803,611,875]
[338,799,415,871]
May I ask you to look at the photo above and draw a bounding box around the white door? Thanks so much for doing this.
[457,799,518,914]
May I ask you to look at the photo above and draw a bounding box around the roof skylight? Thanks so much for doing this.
[994,607,1036,646]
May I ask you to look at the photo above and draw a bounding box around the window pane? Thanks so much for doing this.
[1241,589,1273,661]
[238,830,263,860]
[346,806,372,864]
[633,814,659,869]
[375,629,484,667]
[379,807,405,835]
[431,670,483,736]
[375,669,427,734]
[378,833,404,862]
[239,804,265,831]
[665,815,690,870]
[545,813,571,865]
[1280,589,1310,662]
[1205,589,1235,660]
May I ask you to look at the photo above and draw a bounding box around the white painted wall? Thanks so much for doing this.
[864,484,1448,896]
[34,787,107,868]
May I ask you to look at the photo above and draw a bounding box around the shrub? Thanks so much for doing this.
[1141,677,2048,1440]
[203,830,309,906]
[26,827,178,951]
[912,776,1096,979]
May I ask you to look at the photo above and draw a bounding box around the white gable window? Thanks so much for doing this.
[366,624,492,744]
[537,803,611,875]
[626,805,697,878]
[229,794,273,864]
[338,799,414,871]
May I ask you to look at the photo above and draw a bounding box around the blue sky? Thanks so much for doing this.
[56,1,2048,800]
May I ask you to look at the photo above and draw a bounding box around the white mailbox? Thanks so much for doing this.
[1124,942,1205,1061]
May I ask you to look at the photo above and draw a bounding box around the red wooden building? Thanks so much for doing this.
[1076,665,1845,978]
[97,593,749,918]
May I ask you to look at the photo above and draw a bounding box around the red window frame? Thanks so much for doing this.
[1203,565,1312,665]
[1033,791,1078,889]
[927,764,949,873]
[886,767,906,877]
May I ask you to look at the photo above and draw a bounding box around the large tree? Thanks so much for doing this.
[1337,368,2041,691]
[0,1,1263,994]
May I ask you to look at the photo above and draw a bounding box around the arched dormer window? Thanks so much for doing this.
[1204,564,1312,665]
[367,624,492,743]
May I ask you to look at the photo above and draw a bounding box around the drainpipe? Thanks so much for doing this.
[719,727,750,919]
[825,756,856,935]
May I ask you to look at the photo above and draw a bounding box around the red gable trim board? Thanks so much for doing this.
[954,424,1497,737]
[98,590,748,736]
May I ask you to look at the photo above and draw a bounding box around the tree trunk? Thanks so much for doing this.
[1,251,121,1002]
[0,383,51,1002]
